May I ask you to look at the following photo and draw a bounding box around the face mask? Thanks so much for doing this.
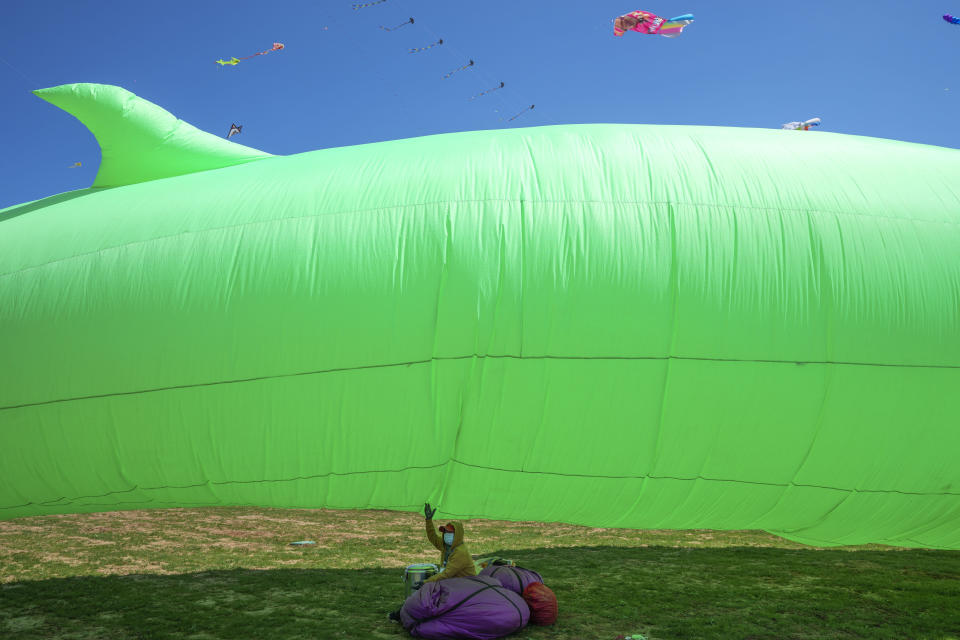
[443,532,455,545]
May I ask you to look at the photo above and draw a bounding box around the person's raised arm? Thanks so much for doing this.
[424,503,443,551]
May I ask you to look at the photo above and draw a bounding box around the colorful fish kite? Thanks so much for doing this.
[944,14,960,24]
[613,10,694,37]
[470,82,504,101]
[443,60,474,79]
[216,43,284,66]
[781,118,821,131]
[381,17,413,31]
[353,0,386,9]
[507,105,535,122]
[227,123,242,139]
[410,39,443,53]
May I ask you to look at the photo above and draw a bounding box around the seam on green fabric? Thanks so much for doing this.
[441,510,958,549]
[0,467,446,511]
[1,499,423,513]
[434,207,459,509]
[2,196,957,281]
[4,457,955,514]
[445,460,960,496]
[3,353,960,412]
[647,200,680,486]
[749,212,838,528]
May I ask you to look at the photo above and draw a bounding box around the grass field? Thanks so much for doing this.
[1,507,957,639]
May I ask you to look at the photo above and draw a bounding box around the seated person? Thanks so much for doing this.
[388,502,476,622]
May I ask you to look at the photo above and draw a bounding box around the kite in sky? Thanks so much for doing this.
[944,14,960,24]
[613,10,694,37]
[410,39,443,53]
[469,82,504,101]
[216,43,284,66]
[69,162,81,168]
[227,124,242,139]
[381,17,413,31]
[507,105,535,122]
[444,60,474,79]
[782,118,821,131]
[353,0,386,8]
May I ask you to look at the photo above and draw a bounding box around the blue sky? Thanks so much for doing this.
[2,0,958,209]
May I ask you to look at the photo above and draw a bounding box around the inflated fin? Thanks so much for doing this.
[33,83,273,188]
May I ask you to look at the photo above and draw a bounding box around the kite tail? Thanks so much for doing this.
[658,20,693,37]
[353,0,387,8]
[469,82,504,101]
[507,104,535,122]
[381,18,413,31]
[443,60,474,79]
[409,39,443,53]
[657,14,693,37]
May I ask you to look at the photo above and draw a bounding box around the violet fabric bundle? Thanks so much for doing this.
[400,576,530,639]
[479,565,544,595]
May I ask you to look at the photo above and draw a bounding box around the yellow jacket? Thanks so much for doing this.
[424,519,476,583]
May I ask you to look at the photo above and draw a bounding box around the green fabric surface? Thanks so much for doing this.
[33,84,271,188]
[1,83,958,549]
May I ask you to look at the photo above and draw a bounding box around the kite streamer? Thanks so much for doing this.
[381,17,413,31]
[507,105,535,122]
[469,81,504,101]
[353,0,386,9]
[444,60,474,79]
[409,39,443,53]
[216,43,284,66]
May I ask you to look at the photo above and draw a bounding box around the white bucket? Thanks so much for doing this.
[402,563,439,599]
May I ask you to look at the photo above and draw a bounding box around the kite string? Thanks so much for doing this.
[392,3,530,121]
[237,43,284,60]
[348,10,423,136]
[0,54,38,89]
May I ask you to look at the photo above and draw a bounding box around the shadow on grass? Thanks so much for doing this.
[1,545,958,640]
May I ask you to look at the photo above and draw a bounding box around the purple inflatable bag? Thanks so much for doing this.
[479,565,543,595]
[400,576,530,639]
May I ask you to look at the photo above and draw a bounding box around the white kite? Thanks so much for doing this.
[782,117,821,131]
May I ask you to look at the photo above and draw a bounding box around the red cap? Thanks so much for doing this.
[438,523,455,533]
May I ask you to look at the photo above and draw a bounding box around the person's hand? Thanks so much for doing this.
[424,502,437,520]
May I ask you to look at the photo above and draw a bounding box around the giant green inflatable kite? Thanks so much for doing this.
[1,84,958,549]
